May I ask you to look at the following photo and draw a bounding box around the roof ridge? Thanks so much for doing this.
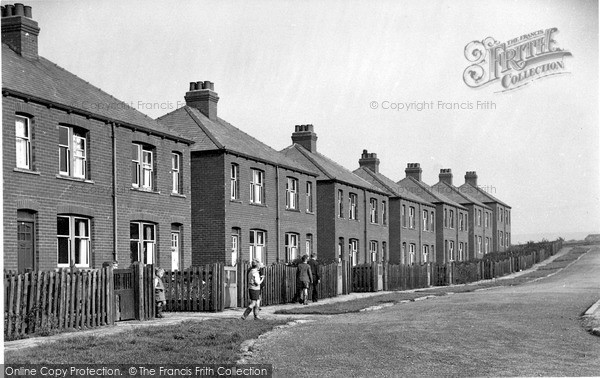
[292,144,335,180]
[184,106,224,149]
[355,167,399,196]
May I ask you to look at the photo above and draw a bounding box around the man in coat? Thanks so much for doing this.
[307,253,320,302]
[296,255,313,305]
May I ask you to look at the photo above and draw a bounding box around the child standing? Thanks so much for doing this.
[154,267,166,318]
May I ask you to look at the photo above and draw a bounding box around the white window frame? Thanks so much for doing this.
[422,245,429,263]
[349,239,358,266]
[430,211,435,232]
[370,198,378,223]
[306,182,314,213]
[231,230,240,266]
[306,234,313,256]
[382,201,387,225]
[369,240,378,262]
[249,229,266,263]
[449,210,455,229]
[409,243,416,264]
[132,144,153,190]
[15,115,31,169]
[485,237,490,253]
[459,242,464,261]
[459,213,464,231]
[349,193,358,220]
[130,222,156,264]
[230,163,239,200]
[172,153,181,194]
[422,210,428,231]
[250,169,264,204]
[171,230,180,270]
[402,205,407,228]
[449,241,455,261]
[285,232,299,262]
[59,126,87,179]
[409,207,415,229]
[337,189,344,218]
[286,177,298,210]
[57,216,90,268]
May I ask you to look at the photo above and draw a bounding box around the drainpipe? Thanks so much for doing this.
[111,122,118,263]
[363,189,368,264]
[275,166,281,263]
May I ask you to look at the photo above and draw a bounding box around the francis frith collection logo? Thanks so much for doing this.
[463,28,572,92]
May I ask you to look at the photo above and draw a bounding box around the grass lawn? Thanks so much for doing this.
[275,246,589,315]
[5,318,290,364]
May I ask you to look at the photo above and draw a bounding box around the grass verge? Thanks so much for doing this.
[5,318,290,364]
[275,246,590,315]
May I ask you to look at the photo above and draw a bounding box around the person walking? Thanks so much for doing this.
[297,255,313,305]
[241,259,264,320]
[154,267,166,318]
[307,253,320,302]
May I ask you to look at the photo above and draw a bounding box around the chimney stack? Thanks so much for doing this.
[439,168,453,185]
[1,3,40,60]
[405,163,422,181]
[358,149,380,173]
[465,171,478,187]
[184,81,219,121]
[291,124,318,152]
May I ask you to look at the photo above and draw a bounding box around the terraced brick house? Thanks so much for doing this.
[353,150,436,265]
[2,5,193,271]
[397,164,468,264]
[431,169,493,260]
[281,127,389,266]
[158,83,318,266]
[459,171,511,252]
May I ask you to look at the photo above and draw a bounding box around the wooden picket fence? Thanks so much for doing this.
[162,264,224,312]
[384,263,430,291]
[4,267,114,339]
[239,261,342,307]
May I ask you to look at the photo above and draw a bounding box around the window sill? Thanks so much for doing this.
[306,211,315,215]
[249,202,267,208]
[230,199,242,204]
[170,193,187,199]
[55,174,94,184]
[14,168,41,175]
[285,208,300,213]
[130,187,161,195]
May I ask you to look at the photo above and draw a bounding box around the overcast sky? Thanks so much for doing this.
[8,0,598,242]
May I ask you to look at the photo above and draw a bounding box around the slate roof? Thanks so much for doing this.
[281,144,387,194]
[353,167,435,206]
[397,176,467,210]
[157,106,317,176]
[431,181,491,210]
[2,44,192,143]
[458,182,511,208]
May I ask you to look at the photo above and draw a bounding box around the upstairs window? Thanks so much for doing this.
[59,126,87,179]
[430,211,435,232]
[477,210,482,226]
[250,169,264,204]
[402,205,407,228]
[286,177,298,210]
[485,212,490,228]
[230,164,239,200]
[369,241,378,262]
[369,198,378,223]
[422,210,428,231]
[382,201,387,225]
[132,143,154,190]
[459,213,464,231]
[444,209,448,228]
[337,190,344,218]
[15,116,32,169]
[349,193,358,220]
[172,153,182,194]
[306,182,314,213]
[409,207,415,229]
[449,210,455,229]
[349,239,358,266]
[57,216,90,268]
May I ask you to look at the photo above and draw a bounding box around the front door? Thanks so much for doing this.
[18,221,35,272]
[171,232,180,270]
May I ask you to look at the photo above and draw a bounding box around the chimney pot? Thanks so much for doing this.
[439,168,453,185]
[189,82,197,91]
[23,5,32,18]
[14,3,24,16]
[5,4,14,16]
[204,81,211,90]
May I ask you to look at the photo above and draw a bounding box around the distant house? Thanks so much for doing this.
[397,164,468,263]
[281,127,389,265]
[459,172,511,252]
[2,5,193,271]
[354,150,436,265]
[431,169,493,260]
[158,83,318,266]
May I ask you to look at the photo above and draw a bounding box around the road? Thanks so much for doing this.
[249,247,600,377]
